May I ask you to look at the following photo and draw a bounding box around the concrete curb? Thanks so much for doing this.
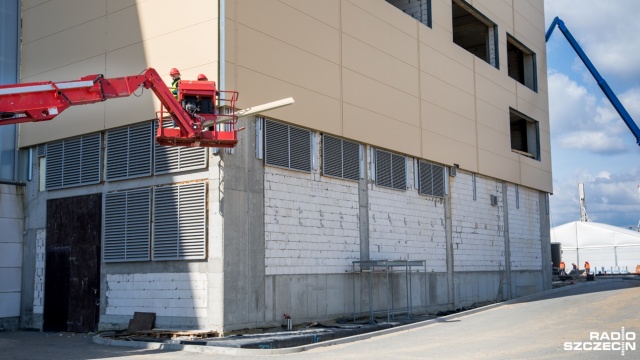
[93,278,626,355]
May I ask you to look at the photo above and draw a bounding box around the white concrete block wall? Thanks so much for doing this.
[264,167,360,275]
[33,229,46,314]
[105,273,208,317]
[368,159,446,271]
[508,185,542,270]
[451,172,506,272]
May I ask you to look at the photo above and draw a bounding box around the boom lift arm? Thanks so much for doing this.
[546,17,640,146]
[0,67,292,148]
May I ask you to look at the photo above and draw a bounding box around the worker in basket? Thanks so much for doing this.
[584,261,590,274]
[559,261,566,275]
[170,68,181,99]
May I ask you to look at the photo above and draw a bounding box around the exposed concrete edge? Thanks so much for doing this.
[94,278,628,355]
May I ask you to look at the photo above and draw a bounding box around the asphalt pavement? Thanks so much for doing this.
[2,277,639,360]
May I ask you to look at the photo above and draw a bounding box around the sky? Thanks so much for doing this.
[544,0,640,230]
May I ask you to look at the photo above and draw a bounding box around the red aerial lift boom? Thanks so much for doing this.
[0,67,241,148]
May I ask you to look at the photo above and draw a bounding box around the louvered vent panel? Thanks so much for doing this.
[375,150,392,188]
[154,121,206,174]
[391,154,406,190]
[45,142,63,189]
[80,133,101,184]
[432,164,445,197]
[322,135,342,178]
[127,122,153,178]
[153,182,206,260]
[419,160,445,197]
[106,128,129,180]
[289,127,311,172]
[419,161,432,195]
[342,140,360,181]
[37,144,46,157]
[264,120,289,168]
[63,138,82,187]
[103,188,151,262]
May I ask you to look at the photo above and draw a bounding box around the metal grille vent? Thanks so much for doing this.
[419,160,445,197]
[106,122,153,180]
[45,133,101,190]
[264,120,311,172]
[152,182,206,260]
[375,149,405,190]
[103,188,151,262]
[322,134,360,181]
[154,121,207,174]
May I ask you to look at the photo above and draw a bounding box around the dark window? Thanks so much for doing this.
[386,0,432,28]
[510,109,540,161]
[507,35,537,91]
[452,0,498,68]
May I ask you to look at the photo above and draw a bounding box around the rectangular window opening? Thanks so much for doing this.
[507,34,537,92]
[386,0,432,28]
[510,109,540,161]
[452,0,498,68]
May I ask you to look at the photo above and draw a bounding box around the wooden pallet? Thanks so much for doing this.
[134,329,219,340]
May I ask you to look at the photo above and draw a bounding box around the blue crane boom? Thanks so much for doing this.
[546,16,640,146]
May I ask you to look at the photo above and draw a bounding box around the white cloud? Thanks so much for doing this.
[558,131,626,154]
[545,0,640,81]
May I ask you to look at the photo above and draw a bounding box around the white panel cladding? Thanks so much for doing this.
[451,172,506,272]
[105,273,207,317]
[508,184,542,270]
[264,167,360,275]
[368,158,447,271]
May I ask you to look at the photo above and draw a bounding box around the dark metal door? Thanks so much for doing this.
[44,194,101,332]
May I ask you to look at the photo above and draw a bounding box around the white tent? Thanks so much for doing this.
[550,221,640,274]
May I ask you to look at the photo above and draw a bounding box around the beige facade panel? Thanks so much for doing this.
[476,99,509,135]
[515,88,549,133]
[342,34,419,97]
[422,101,476,147]
[473,0,513,32]
[233,24,340,99]
[540,129,551,154]
[343,104,420,156]
[232,66,342,135]
[280,0,341,30]
[520,161,553,193]
[342,69,420,128]
[421,72,475,121]
[478,149,521,185]
[349,0,418,37]
[431,0,453,34]
[477,124,516,161]
[419,44,474,95]
[422,129,478,171]
[513,11,546,54]
[235,0,340,63]
[474,70,517,111]
[341,1,418,68]
[419,26,475,72]
[21,0,105,45]
[22,17,106,79]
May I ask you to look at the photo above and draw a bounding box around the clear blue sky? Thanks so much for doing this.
[545,0,640,229]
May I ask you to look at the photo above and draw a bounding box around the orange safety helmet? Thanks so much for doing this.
[197,74,208,81]
[170,68,181,77]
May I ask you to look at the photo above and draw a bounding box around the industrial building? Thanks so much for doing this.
[1,0,552,333]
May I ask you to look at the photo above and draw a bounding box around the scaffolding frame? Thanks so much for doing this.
[351,259,428,323]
